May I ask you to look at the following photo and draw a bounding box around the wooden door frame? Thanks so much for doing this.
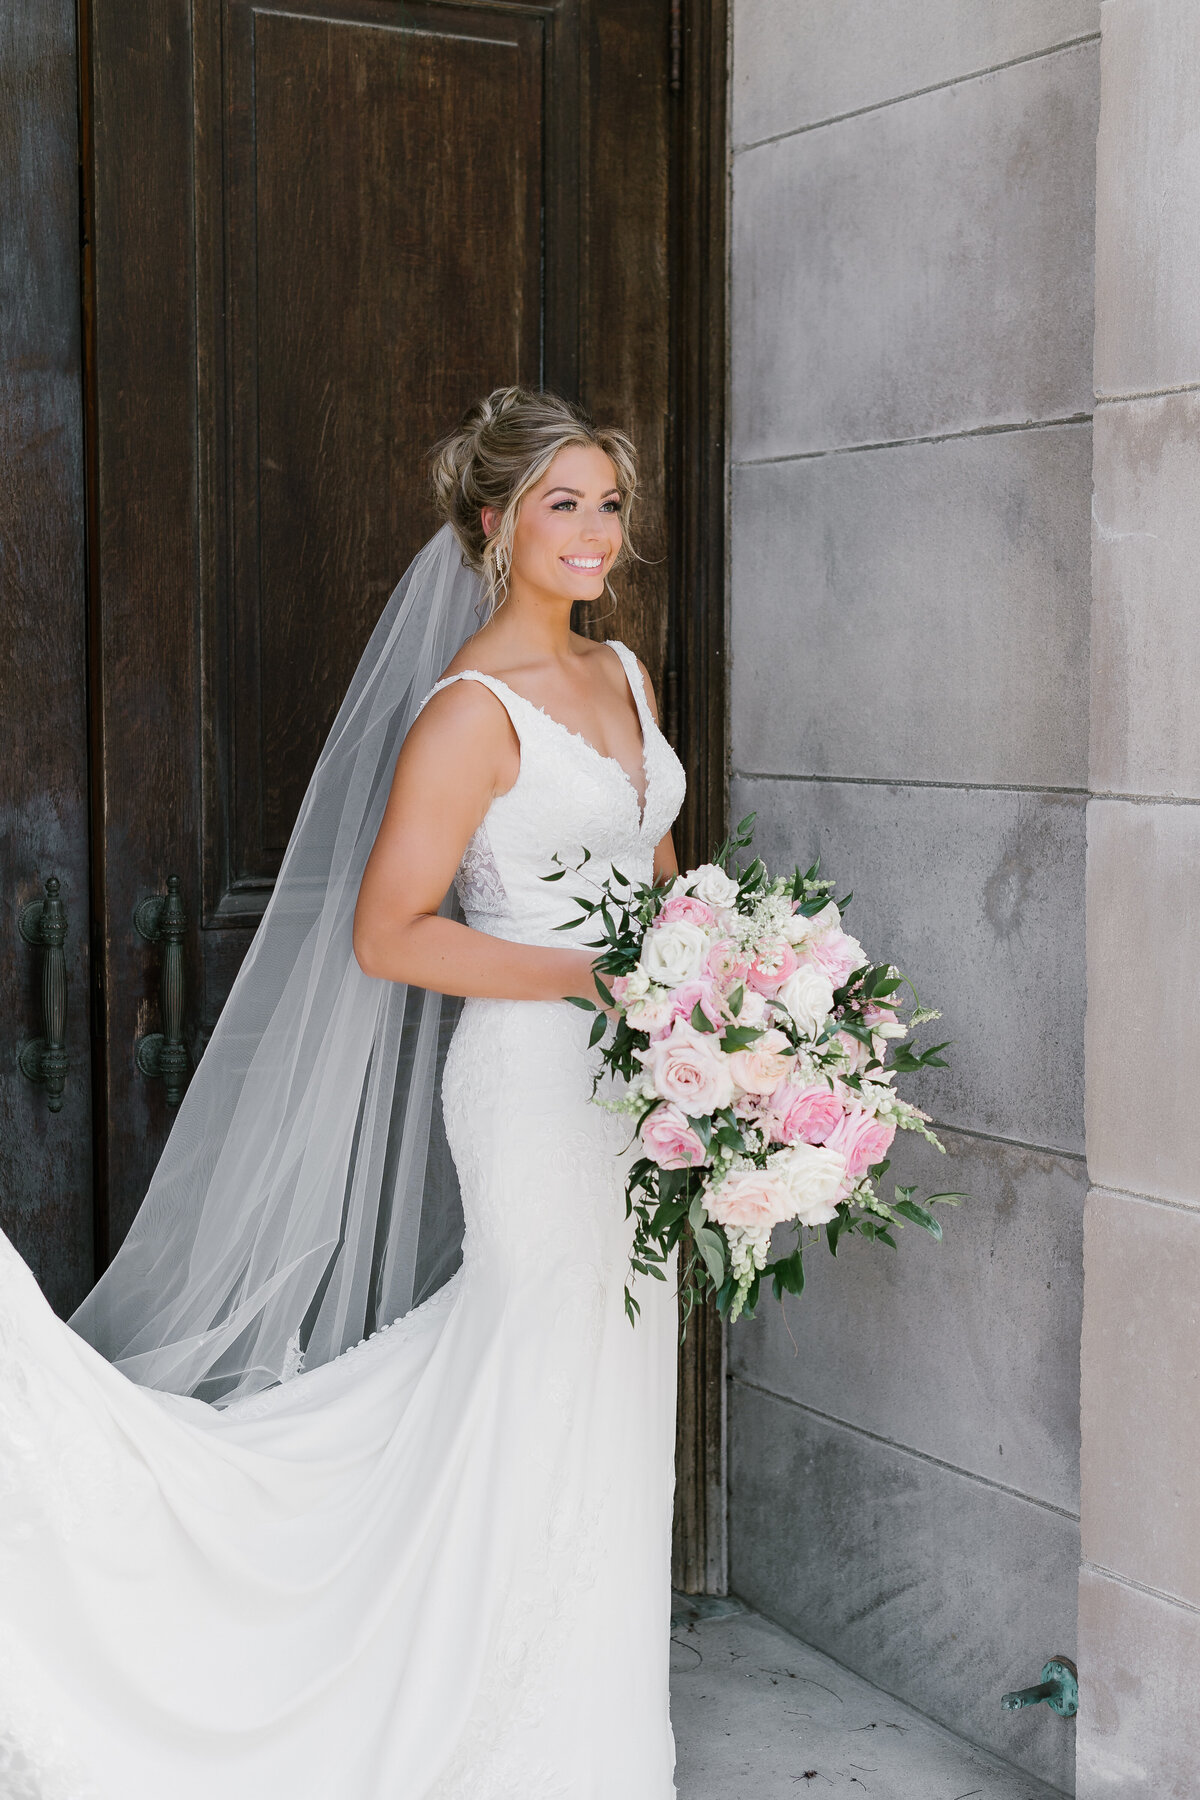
[667,0,729,1594]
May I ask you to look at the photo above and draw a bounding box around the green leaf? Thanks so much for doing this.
[893,1198,943,1240]
[692,1223,726,1287]
[715,1272,740,1315]
[923,1191,966,1207]
[826,1211,847,1257]
[683,1113,713,1150]
[769,1247,805,1300]
[593,974,614,1009]
[588,1012,608,1048]
[690,1003,718,1034]
[540,867,568,881]
[563,995,597,1012]
[721,1023,766,1050]
[727,982,745,1018]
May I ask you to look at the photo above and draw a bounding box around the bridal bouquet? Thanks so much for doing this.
[548,816,961,1326]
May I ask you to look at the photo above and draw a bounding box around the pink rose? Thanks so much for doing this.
[768,1081,845,1147]
[825,1106,896,1180]
[640,1020,735,1115]
[667,978,726,1031]
[706,1168,794,1231]
[656,894,718,930]
[726,1028,794,1096]
[808,930,865,989]
[626,994,674,1037]
[835,1029,873,1074]
[745,936,800,996]
[640,1104,709,1170]
[705,938,750,986]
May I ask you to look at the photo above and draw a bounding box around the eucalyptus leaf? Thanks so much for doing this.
[692,1224,726,1286]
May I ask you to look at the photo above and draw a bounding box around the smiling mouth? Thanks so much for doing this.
[561,556,604,571]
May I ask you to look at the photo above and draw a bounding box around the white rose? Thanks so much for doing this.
[776,964,835,1038]
[735,987,769,1026]
[640,920,710,988]
[780,909,819,946]
[769,1141,848,1227]
[622,964,652,1002]
[685,862,740,910]
[807,901,841,936]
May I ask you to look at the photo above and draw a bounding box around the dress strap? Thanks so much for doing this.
[604,640,653,731]
[415,669,528,741]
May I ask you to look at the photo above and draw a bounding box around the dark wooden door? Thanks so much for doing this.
[3,0,727,1590]
[84,0,677,1255]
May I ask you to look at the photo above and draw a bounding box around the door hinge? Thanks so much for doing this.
[669,0,683,93]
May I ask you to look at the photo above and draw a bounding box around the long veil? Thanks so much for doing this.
[71,526,483,1404]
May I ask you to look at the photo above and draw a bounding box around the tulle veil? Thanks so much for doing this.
[71,525,483,1403]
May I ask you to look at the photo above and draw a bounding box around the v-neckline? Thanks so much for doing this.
[467,643,651,831]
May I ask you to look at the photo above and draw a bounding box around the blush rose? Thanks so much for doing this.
[825,1106,896,1180]
[640,1019,735,1114]
[640,1104,708,1170]
[768,1081,845,1146]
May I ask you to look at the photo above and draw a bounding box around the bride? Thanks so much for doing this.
[0,387,687,1799]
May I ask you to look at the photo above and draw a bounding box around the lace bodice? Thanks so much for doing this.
[418,641,686,945]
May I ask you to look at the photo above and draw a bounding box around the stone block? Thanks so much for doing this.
[732,776,1087,1152]
[1080,1188,1200,1609]
[728,1383,1080,1793]
[1094,0,1200,398]
[731,43,1098,460]
[1085,800,1200,1202]
[1090,394,1200,800]
[730,425,1092,788]
[1076,1566,1200,1799]
[730,1128,1085,1513]
[732,0,1099,147]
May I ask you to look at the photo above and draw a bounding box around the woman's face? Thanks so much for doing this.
[486,443,623,604]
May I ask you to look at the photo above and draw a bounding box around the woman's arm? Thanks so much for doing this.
[353,682,597,1002]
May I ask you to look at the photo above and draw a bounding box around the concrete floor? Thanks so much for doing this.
[670,1602,1067,1800]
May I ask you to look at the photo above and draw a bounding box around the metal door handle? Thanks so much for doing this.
[134,874,190,1105]
[19,877,69,1111]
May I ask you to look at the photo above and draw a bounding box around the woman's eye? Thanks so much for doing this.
[601,500,620,512]
[551,499,577,511]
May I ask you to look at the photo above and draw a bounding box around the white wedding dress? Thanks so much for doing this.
[0,640,687,1800]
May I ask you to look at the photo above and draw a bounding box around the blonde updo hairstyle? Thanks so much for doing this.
[431,385,639,618]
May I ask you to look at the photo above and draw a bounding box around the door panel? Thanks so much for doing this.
[0,1,94,1313]
[224,1,546,898]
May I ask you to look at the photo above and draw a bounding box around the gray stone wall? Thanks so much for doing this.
[1078,3,1200,1792]
[726,7,1100,1792]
